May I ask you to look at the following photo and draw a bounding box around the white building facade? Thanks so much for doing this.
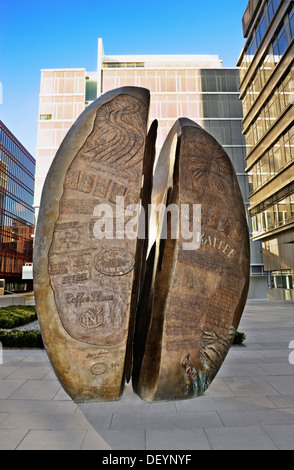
[34,38,266,297]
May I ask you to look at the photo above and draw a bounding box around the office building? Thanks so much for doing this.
[238,0,294,300]
[0,121,35,292]
[35,38,265,297]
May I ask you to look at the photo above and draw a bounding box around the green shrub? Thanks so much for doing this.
[0,329,43,348]
[0,305,37,328]
[233,331,246,345]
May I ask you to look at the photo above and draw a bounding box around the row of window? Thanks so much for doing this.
[241,4,294,116]
[41,70,85,96]
[0,127,35,177]
[248,124,294,193]
[4,177,34,209]
[37,125,71,149]
[39,95,85,122]
[0,216,34,276]
[103,69,241,95]
[103,61,222,69]
[0,151,35,194]
[203,120,246,147]
[199,70,241,93]
[242,0,282,69]
[103,62,145,68]
[251,193,294,236]
[0,191,35,226]
[0,254,33,277]
[155,119,246,159]
[271,269,293,290]
[245,66,294,150]
[147,93,242,120]
[0,228,34,252]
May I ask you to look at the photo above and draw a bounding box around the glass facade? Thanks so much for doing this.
[248,123,294,193]
[0,121,35,292]
[239,0,294,300]
[240,0,283,82]
[102,64,253,260]
[102,65,247,179]
[245,65,294,149]
[34,43,264,287]
[242,5,294,116]
[251,193,294,236]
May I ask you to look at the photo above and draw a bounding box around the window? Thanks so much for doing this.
[290,194,294,218]
[277,74,292,112]
[39,114,52,121]
[246,39,255,66]
[259,50,274,88]
[283,130,292,163]
[268,0,282,23]
[273,24,288,61]
[272,270,293,289]
[248,172,254,193]
[256,15,267,48]
[289,7,294,39]
[103,62,144,68]
[85,81,97,102]
[277,199,287,224]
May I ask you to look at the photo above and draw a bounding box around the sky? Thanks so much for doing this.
[0,0,248,157]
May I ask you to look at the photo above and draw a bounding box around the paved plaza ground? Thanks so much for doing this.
[0,299,294,450]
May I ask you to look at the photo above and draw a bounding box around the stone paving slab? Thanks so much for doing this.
[204,425,279,450]
[0,299,294,450]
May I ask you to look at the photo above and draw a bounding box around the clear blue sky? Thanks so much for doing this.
[0,0,248,157]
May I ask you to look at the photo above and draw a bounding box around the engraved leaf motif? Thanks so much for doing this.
[190,150,232,202]
[191,168,207,181]
[194,132,221,156]
[215,159,232,174]
[213,176,226,193]
[200,329,232,372]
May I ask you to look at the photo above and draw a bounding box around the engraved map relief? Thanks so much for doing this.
[48,93,148,347]
[76,94,148,180]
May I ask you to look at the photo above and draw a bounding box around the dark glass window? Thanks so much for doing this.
[200,70,240,93]
[273,24,288,59]
[272,270,293,289]
[246,39,255,63]
[0,121,35,290]
[256,15,267,48]
[289,8,294,39]
[268,0,282,23]
[86,81,97,102]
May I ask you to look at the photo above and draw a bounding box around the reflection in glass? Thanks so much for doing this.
[0,121,35,292]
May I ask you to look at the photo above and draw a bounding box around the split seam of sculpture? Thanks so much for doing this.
[34,87,250,403]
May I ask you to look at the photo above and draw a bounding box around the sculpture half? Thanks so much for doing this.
[133,118,250,402]
[33,87,156,402]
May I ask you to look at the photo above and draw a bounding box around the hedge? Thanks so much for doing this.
[0,329,44,348]
[0,305,37,329]
[233,331,246,345]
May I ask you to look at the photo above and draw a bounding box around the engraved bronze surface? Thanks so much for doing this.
[34,90,250,404]
[133,119,250,402]
[34,87,152,402]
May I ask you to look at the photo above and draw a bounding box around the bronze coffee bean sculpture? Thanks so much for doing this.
[34,87,250,402]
